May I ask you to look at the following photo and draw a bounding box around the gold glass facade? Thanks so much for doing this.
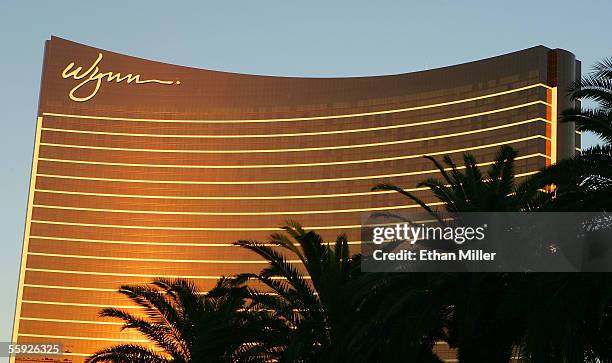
[12,37,580,362]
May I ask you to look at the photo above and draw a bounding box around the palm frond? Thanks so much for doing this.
[118,285,190,356]
[423,154,455,186]
[591,57,612,79]
[574,78,612,107]
[562,108,612,144]
[372,183,440,218]
[86,344,169,363]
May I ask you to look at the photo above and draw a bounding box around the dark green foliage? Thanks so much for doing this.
[374,145,545,214]
[86,278,277,363]
[232,221,364,362]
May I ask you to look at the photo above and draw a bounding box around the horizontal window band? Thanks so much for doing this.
[21,300,139,309]
[22,284,274,294]
[27,221,401,232]
[38,125,549,168]
[46,352,93,357]
[18,334,165,356]
[29,168,542,233]
[28,252,302,264]
[41,83,550,124]
[21,317,123,325]
[41,100,548,138]
[39,117,550,156]
[34,188,400,200]
[23,283,284,302]
[35,155,546,185]
[27,235,362,247]
[27,200,517,231]
[18,333,148,343]
[33,147,538,199]
[25,268,311,279]
[31,201,446,216]
[24,284,117,292]
[26,232,421,249]
[31,164,544,216]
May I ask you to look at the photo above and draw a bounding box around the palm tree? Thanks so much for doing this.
[339,271,450,363]
[232,221,458,362]
[373,145,546,214]
[533,57,612,211]
[528,145,612,211]
[511,57,612,362]
[510,273,612,362]
[231,221,373,362]
[86,278,275,363]
[563,57,612,145]
[370,147,544,362]
[371,144,612,362]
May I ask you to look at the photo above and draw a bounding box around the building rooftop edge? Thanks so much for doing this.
[47,36,576,80]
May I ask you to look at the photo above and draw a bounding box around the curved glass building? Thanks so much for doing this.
[12,37,580,362]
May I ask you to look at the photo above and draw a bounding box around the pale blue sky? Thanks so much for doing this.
[0,0,610,356]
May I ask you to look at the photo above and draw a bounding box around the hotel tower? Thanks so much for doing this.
[12,37,580,362]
